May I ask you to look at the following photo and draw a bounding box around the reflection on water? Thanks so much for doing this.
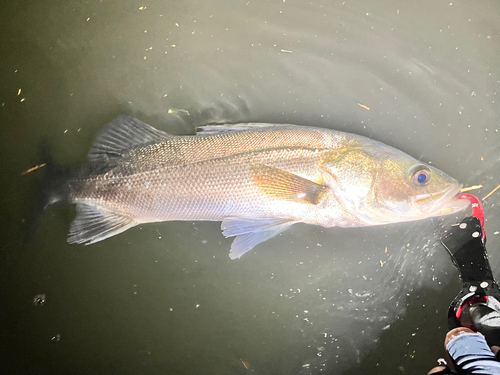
[1,0,499,374]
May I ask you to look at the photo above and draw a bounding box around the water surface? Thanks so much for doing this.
[1,1,499,374]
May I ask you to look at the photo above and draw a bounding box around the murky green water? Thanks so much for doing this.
[1,1,499,374]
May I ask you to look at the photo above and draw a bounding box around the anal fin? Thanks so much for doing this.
[222,217,295,259]
[68,203,136,245]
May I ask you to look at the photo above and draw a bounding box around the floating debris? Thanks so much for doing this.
[167,108,190,115]
[280,49,293,53]
[51,334,61,342]
[460,185,483,192]
[33,294,46,306]
[21,163,46,175]
[357,103,370,110]
[483,184,500,201]
[241,360,250,369]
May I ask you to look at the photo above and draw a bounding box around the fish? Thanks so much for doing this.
[49,115,469,259]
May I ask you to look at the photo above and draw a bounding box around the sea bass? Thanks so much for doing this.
[58,115,468,259]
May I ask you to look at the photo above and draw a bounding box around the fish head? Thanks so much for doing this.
[367,153,469,223]
[321,143,469,225]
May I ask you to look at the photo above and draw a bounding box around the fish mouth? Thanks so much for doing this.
[413,184,470,216]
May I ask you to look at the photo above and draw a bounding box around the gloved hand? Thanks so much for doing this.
[469,304,500,349]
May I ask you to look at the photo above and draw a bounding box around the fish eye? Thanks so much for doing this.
[409,165,431,186]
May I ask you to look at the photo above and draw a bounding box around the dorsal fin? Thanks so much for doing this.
[196,123,278,135]
[88,115,170,168]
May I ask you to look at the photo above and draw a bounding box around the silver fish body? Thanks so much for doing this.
[66,115,468,258]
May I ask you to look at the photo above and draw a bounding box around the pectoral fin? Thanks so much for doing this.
[251,164,329,205]
[68,203,136,244]
[222,217,295,259]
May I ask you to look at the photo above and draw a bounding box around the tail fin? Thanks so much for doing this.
[23,140,73,244]
[36,140,72,208]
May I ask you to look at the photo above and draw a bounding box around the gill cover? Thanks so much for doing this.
[320,148,378,205]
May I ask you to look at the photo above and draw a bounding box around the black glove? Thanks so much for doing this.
[469,304,500,348]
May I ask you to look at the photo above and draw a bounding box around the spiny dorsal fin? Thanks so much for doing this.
[68,203,136,244]
[88,115,170,168]
[196,123,279,135]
